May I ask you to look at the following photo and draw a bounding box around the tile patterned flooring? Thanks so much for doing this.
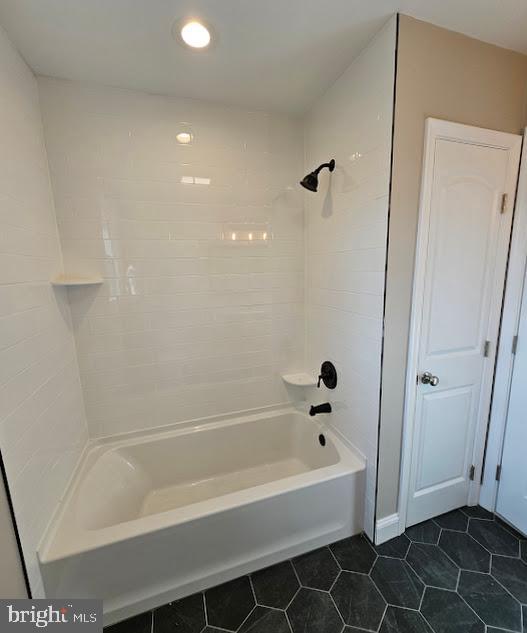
[106,507,526,633]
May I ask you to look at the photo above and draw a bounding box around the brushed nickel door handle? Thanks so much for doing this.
[421,372,439,387]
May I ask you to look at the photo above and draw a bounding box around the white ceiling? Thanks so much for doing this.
[0,0,526,113]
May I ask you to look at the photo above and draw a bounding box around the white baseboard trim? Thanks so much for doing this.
[375,513,400,545]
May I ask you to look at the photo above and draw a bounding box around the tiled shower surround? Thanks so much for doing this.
[304,20,395,536]
[0,27,87,593]
[106,508,527,633]
[37,18,396,542]
[38,78,306,437]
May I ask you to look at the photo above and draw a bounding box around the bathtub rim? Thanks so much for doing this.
[38,405,365,564]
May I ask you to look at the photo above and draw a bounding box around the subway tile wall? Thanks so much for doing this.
[304,18,396,539]
[38,79,306,437]
[0,28,88,593]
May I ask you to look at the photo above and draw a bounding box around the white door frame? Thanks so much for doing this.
[397,118,522,534]
[480,129,527,512]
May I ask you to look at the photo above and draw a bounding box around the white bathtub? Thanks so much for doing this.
[38,407,365,625]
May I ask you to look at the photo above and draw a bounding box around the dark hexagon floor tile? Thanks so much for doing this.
[374,534,410,559]
[287,587,343,633]
[201,629,225,633]
[205,576,255,631]
[329,534,377,573]
[331,571,386,631]
[105,612,152,633]
[469,519,520,556]
[251,560,299,609]
[523,606,526,633]
[406,520,441,544]
[293,547,340,591]
[495,518,525,540]
[458,570,521,632]
[439,531,490,572]
[491,555,527,603]
[370,557,424,609]
[420,587,484,633]
[460,506,494,520]
[154,593,205,633]
[379,606,433,633]
[487,629,517,633]
[406,542,459,589]
[238,606,290,633]
[433,510,469,532]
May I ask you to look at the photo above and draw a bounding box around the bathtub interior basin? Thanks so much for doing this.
[76,411,341,531]
[38,407,365,624]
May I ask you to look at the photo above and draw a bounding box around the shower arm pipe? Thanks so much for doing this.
[313,159,335,175]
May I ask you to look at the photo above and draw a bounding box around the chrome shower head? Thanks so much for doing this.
[300,159,335,192]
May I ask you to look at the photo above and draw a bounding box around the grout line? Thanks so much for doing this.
[418,601,437,633]
[289,558,302,586]
[376,603,388,633]
[326,591,353,632]
[404,551,458,594]
[256,604,286,613]
[328,569,341,594]
[284,586,301,611]
[464,525,513,563]
[327,543,343,568]
[235,605,257,633]
[456,590,492,629]
[283,609,294,633]
[417,585,426,612]
[469,566,525,606]
[202,593,208,627]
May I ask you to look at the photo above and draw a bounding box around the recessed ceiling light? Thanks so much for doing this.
[180,20,211,49]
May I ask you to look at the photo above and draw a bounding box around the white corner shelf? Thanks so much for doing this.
[282,372,317,387]
[50,275,103,287]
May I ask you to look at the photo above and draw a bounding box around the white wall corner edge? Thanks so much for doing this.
[375,513,401,545]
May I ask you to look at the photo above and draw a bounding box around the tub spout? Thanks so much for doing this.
[309,403,332,416]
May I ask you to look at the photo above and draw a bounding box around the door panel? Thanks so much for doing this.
[416,388,473,491]
[496,267,527,536]
[427,172,498,356]
[407,122,521,527]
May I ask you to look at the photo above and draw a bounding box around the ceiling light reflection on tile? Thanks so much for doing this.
[181,175,211,185]
[222,223,271,242]
[176,131,193,144]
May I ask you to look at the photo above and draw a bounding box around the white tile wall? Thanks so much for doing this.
[304,18,396,539]
[0,28,88,593]
[38,79,306,437]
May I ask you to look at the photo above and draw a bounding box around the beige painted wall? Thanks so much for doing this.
[377,15,527,520]
[0,474,27,598]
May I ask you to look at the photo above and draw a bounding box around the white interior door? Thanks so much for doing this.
[496,265,527,536]
[405,119,521,527]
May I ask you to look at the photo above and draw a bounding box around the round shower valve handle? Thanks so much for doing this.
[421,372,439,387]
[317,361,338,390]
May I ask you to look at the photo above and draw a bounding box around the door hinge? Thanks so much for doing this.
[512,335,519,355]
[496,464,502,481]
[469,465,476,481]
[483,340,491,357]
[501,193,508,214]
